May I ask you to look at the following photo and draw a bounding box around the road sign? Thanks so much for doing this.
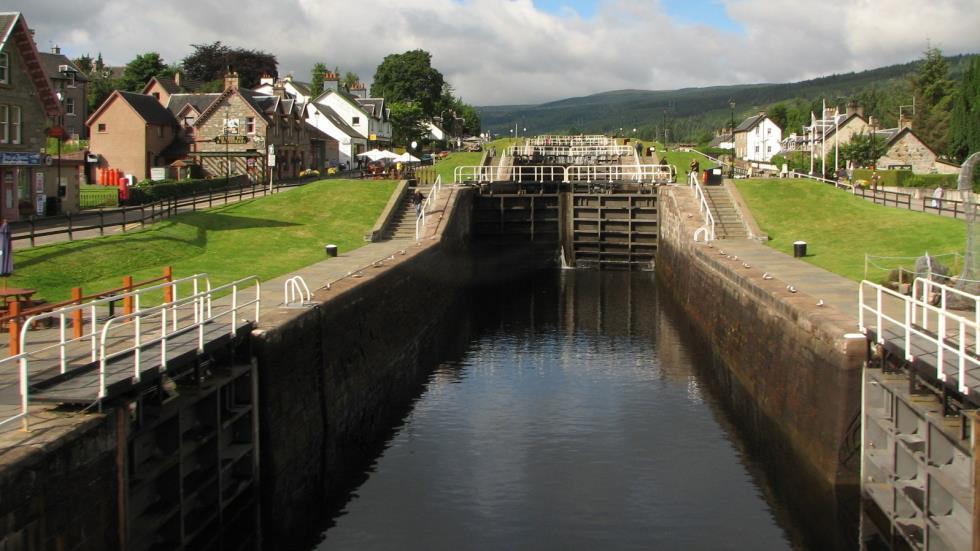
[268,155,276,167]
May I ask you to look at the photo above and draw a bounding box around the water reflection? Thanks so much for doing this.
[316,270,797,550]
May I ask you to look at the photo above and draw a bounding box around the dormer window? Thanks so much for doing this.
[246,117,255,134]
[66,72,76,87]
[0,52,8,84]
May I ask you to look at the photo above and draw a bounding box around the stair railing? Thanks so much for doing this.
[689,171,716,242]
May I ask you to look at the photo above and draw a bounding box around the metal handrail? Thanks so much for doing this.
[283,276,311,307]
[859,280,978,394]
[454,165,566,184]
[96,275,260,399]
[790,170,853,191]
[565,164,675,184]
[689,172,716,241]
[912,277,980,345]
[415,174,443,241]
[0,351,30,430]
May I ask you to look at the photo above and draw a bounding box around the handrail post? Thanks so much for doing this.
[9,301,20,356]
[163,266,174,304]
[29,216,35,247]
[72,287,83,338]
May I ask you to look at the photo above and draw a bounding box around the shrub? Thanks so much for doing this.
[852,169,914,187]
[128,175,250,204]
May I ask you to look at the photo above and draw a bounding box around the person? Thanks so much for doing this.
[412,189,425,218]
[690,159,700,176]
[660,156,669,166]
[932,185,944,208]
[870,170,880,192]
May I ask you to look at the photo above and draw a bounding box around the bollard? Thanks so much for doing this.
[72,287,83,338]
[8,301,19,356]
[163,266,174,303]
[325,244,338,257]
[123,275,133,316]
[793,241,807,258]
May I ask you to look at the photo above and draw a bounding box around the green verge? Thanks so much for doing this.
[734,178,966,282]
[11,179,397,302]
[649,142,719,180]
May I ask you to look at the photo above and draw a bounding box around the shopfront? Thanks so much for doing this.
[0,152,42,222]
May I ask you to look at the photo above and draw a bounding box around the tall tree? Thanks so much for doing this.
[388,101,428,146]
[119,52,169,91]
[371,50,444,117]
[948,56,980,162]
[72,54,93,75]
[310,62,328,98]
[768,103,789,131]
[912,47,955,153]
[182,41,278,89]
[342,71,359,93]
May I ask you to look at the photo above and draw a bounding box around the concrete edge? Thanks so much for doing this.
[368,180,410,242]
[724,180,769,242]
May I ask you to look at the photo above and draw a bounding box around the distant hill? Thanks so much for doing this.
[478,54,976,143]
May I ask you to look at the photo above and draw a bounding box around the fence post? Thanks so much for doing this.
[29,217,35,247]
[121,206,127,232]
[141,205,145,228]
[9,301,19,356]
[209,189,213,209]
[72,287,83,339]
[99,208,105,236]
[163,266,174,304]
[123,276,133,316]
[67,213,73,241]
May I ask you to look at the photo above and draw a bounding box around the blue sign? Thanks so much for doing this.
[0,152,42,166]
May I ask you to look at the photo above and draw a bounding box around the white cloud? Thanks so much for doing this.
[9,0,977,106]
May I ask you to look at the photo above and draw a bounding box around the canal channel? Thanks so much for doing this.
[312,268,847,550]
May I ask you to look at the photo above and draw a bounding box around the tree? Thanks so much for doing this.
[342,71,359,93]
[388,102,428,146]
[182,41,277,89]
[119,52,169,91]
[839,132,879,168]
[87,73,117,112]
[310,62,328,98]
[768,103,789,131]
[912,47,955,153]
[73,54,93,75]
[948,56,980,162]
[371,50,444,117]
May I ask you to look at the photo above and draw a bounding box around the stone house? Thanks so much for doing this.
[733,113,782,162]
[0,12,68,221]
[875,126,960,175]
[39,46,88,140]
[86,90,179,181]
[142,72,203,110]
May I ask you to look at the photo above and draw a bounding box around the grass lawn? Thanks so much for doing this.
[11,179,397,302]
[649,142,719,180]
[735,178,966,282]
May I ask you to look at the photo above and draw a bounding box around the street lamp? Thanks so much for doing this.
[729,99,736,178]
[55,92,64,204]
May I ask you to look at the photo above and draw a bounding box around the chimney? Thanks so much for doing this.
[350,82,367,99]
[173,70,182,87]
[260,74,274,86]
[223,71,240,91]
[868,116,877,128]
[323,72,339,92]
[273,79,287,98]
[899,114,913,130]
[846,101,864,118]
[51,44,61,54]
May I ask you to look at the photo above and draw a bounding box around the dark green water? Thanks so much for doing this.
[315,270,807,550]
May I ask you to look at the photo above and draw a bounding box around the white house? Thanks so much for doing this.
[426,121,447,141]
[733,114,782,162]
[305,102,363,168]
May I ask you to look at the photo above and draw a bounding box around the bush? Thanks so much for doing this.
[905,174,961,190]
[852,169,914,187]
[128,175,250,204]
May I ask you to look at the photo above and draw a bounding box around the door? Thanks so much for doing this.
[1,169,17,221]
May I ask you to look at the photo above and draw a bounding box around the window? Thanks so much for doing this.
[0,52,8,84]
[183,115,195,127]
[246,117,255,134]
[0,105,7,143]
[98,123,107,133]
[9,106,19,144]
[65,97,75,115]
[352,116,360,125]
[152,92,160,100]
[767,146,772,153]
[67,72,76,87]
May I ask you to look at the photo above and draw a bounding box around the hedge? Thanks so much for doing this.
[852,169,914,187]
[128,175,250,203]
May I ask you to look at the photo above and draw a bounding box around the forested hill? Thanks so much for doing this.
[478,53,976,143]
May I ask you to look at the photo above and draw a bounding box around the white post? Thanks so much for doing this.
[821,99,826,179]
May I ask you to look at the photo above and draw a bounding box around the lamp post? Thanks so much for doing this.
[314,109,321,171]
[224,104,231,187]
[728,99,735,179]
[870,118,877,170]
[55,92,64,207]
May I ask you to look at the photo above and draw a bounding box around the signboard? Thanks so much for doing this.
[369,133,377,141]
[224,118,240,135]
[0,152,42,166]
[34,173,44,193]
[150,167,167,181]
[214,135,249,145]
[35,194,45,216]
[268,155,277,167]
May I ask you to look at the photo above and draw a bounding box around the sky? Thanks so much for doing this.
[7,0,978,106]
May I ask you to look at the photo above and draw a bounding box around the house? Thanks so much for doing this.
[873,123,960,175]
[39,46,88,139]
[86,90,179,180]
[142,72,203,108]
[707,128,733,150]
[733,113,782,162]
[0,12,70,221]
[426,121,447,141]
[308,74,392,165]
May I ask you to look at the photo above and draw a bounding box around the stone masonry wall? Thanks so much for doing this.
[251,189,474,548]
[656,186,863,492]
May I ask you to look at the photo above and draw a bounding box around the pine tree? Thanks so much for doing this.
[948,56,980,162]
[911,47,955,153]
[310,62,327,98]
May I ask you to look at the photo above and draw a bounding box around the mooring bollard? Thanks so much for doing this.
[325,244,338,257]
[793,241,807,258]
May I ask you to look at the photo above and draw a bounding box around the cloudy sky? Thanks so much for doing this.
[9,0,978,106]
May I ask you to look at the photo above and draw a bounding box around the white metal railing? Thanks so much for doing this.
[94,275,260,399]
[912,277,980,345]
[454,165,566,184]
[791,170,853,191]
[530,135,614,147]
[566,164,676,184]
[19,273,212,375]
[0,351,30,430]
[506,145,635,157]
[3,275,259,430]
[283,276,311,307]
[859,280,979,395]
[415,175,444,241]
[689,171,716,241]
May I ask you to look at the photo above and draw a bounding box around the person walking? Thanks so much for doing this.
[932,185,944,208]
[413,189,425,218]
[870,170,880,193]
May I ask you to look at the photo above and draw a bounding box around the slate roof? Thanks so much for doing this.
[708,134,733,148]
[734,114,766,133]
[310,103,363,139]
[167,93,221,116]
[0,13,17,48]
[117,91,178,126]
[0,12,61,117]
[38,52,89,82]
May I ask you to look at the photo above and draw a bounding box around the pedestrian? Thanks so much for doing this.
[660,156,669,166]
[413,189,425,218]
[932,185,944,208]
[690,159,700,176]
[870,170,880,193]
